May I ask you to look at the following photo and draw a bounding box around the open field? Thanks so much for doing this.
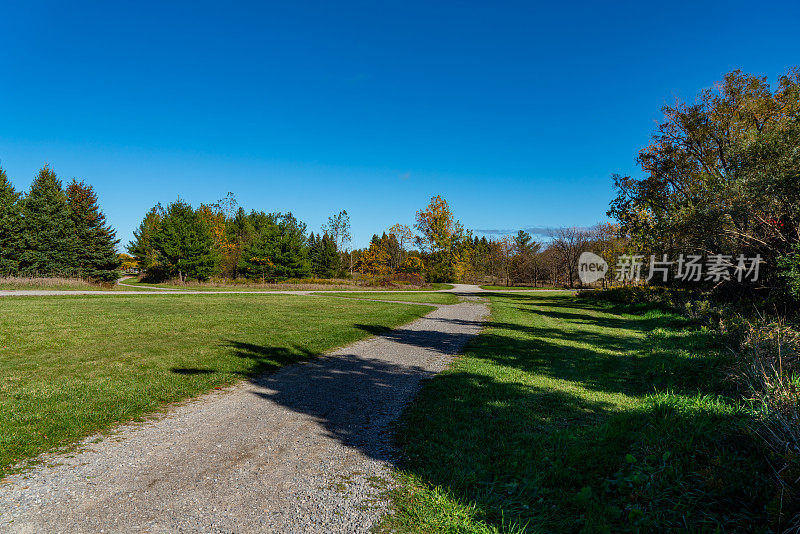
[479,285,563,291]
[0,294,433,477]
[383,293,772,532]
[319,292,461,304]
[118,278,454,292]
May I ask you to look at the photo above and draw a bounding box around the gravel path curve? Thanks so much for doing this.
[0,298,488,533]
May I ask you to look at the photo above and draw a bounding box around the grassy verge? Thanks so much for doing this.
[0,294,432,477]
[318,292,460,304]
[0,276,114,291]
[382,293,774,533]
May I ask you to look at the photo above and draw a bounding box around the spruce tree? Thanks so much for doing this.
[238,212,310,280]
[128,205,165,279]
[308,232,321,275]
[153,200,218,281]
[0,166,23,274]
[20,166,78,275]
[316,233,339,278]
[66,180,121,282]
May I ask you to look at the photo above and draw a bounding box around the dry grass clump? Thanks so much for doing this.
[0,276,99,290]
[135,276,433,291]
[736,320,800,530]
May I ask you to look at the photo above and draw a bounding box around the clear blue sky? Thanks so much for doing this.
[2,1,799,249]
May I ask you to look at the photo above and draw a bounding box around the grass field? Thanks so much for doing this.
[0,294,432,477]
[118,279,454,292]
[382,293,773,533]
[318,292,461,304]
[479,285,563,291]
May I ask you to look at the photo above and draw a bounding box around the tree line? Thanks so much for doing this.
[0,165,120,282]
[127,195,353,282]
[124,191,619,287]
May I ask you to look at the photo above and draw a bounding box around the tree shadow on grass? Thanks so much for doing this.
[391,368,772,532]
[217,293,763,530]
[170,367,214,375]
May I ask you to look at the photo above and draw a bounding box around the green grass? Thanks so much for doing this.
[430,283,455,290]
[317,292,460,304]
[118,279,454,292]
[0,294,432,477]
[480,285,563,291]
[382,293,774,533]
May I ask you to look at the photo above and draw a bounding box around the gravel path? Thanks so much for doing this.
[0,297,488,533]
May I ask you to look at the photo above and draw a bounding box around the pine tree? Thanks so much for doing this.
[0,166,23,274]
[20,165,78,275]
[66,180,121,282]
[308,232,319,274]
[153,200,218,281]
[239,213,310,280]
[316,233,339,278]
[128,205,165,279]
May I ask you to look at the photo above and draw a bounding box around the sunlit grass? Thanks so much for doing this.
[383,294,772,532]
[318,292,460,304]
[0,294,432,477]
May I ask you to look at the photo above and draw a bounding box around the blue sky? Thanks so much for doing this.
[1,1,799,249]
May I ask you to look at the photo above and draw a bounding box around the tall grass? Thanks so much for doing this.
[0,276,101,290]
[124,276,440,291]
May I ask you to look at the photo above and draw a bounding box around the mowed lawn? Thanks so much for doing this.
[384,293,772,533]
[319,292,460,304]
[0,294,432,477]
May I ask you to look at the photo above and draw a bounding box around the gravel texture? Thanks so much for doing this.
[0,293,488,533]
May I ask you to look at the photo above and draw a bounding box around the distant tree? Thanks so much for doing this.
[20,165,77,275]
[239,212,310,280]
[550,227,591,288]
[66,180,121,282]
[153,200,218,282]
[357,240,392,275]
[128,205,165,279]
[589,223,627,288]
[511,230,542,286]
[398,255,424,275]
[118,253,138,272]
[415,195,463,282]
[388,223,414,264]
[0,166,23,274]
[323,210,351,274]
[315,233,339,278]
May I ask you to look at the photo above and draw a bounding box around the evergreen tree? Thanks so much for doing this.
[239,212,310,280]
[128,205,166,280]
[20,165,77,275]
[153,200,218,281]
[308,232,320,275]
[310,232,339,278]
[0,166,23,274]
[66,180,121,282]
